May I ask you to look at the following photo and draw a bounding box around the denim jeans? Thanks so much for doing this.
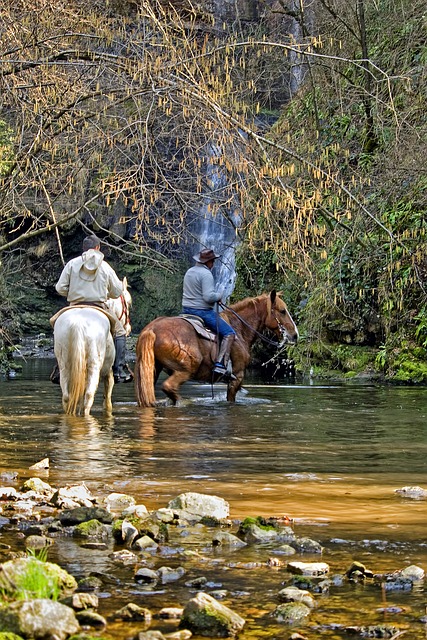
[182,307,235,338]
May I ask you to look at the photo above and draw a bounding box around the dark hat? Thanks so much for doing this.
[193,248,221,263]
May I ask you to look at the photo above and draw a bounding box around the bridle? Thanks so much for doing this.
[219,301,286,348]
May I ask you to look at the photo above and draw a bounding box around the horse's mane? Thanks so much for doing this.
[229,293,269,313]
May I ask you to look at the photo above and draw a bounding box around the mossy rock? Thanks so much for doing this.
[112,516,166,542]
[73,519,110,539]
[0,558,77,598]
[238,516,277,535]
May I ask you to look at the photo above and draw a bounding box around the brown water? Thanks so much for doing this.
[1,358,427,638]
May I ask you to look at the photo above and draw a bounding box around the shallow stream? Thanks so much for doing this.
[0,359,426,638]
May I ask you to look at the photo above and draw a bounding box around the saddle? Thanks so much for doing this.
[179,314,217,342]
[49,305,117,334]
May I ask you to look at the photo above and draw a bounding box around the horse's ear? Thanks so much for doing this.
[123,276,128,288]
[270,290,277,304]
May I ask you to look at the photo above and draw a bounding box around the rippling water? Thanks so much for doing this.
[1,359,427,638]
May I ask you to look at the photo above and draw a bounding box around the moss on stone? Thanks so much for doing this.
[238,516,277,535]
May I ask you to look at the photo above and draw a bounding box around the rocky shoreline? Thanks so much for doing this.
[0,467,426,640]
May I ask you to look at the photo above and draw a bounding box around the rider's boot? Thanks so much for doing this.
[50,361,60,385]
[113,336,133,383]
[212,335,236,381]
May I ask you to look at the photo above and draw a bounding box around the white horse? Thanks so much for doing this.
[53,278,132,416]
[54,308,115,416]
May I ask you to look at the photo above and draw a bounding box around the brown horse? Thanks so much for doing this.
[134,291,298,407]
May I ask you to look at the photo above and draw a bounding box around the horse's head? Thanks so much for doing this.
[121,278,132,336]
[266,290,299,346]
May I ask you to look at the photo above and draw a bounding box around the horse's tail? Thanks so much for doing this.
[135,329,156,407]
[65,323,87,415]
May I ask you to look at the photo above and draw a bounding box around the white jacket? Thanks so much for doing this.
[55,249,123,304]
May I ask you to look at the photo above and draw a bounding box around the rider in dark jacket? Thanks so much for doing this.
[182,248,236,379]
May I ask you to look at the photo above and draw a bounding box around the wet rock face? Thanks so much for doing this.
[204,0,259,23]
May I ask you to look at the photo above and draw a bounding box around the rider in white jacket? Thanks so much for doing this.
[53,235,132,384]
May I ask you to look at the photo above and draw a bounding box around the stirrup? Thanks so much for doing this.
[114,366,134,384]
[212,362,227,375]
[212,363,236,381]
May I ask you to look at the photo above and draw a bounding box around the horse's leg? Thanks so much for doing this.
[226,372,244,402]
[83,365,100,416]
[161,370,191,405]
[103,370,114,413]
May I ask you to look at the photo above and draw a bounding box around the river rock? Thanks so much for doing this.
[72,519,111,539]
[158,607,184,618]
[274,544,296,555]
[59,506,113,525]
[158,566,186,583]
[29,457,49,470]
[395,486,427,499]
[212,531,247,548]
[121,519,139,546]
[346,561,374,580]
[0,599,80,639]
[291,536,324,553]
[180,591,245,636]
[111,602,152,624]
[75,609,107,628]
[375,564,425,590]
[237,517,295,544]
[168,493,230,519]
[61,592,99,610]
[122,503,150,518]
[104,492,136,513]
[0,488,18,501]
[110,549,139,563]
[134,535,159,551]
[278,586,316,608]
[0,557,77,597]
[21,477,53,497]
[167,631,193,640]
[51,483,94,508]
[272,601,311,623]
[135,568,159,585]
[344,624,399,637]
[287,561,329,576]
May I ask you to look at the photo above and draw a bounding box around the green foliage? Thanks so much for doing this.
[0,556,61,603]
[414,308,427,348]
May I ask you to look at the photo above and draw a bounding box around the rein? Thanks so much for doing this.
[117,294,130,327]
[219,302,282,348]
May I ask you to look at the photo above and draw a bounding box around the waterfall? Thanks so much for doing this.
[189,143,241,302]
